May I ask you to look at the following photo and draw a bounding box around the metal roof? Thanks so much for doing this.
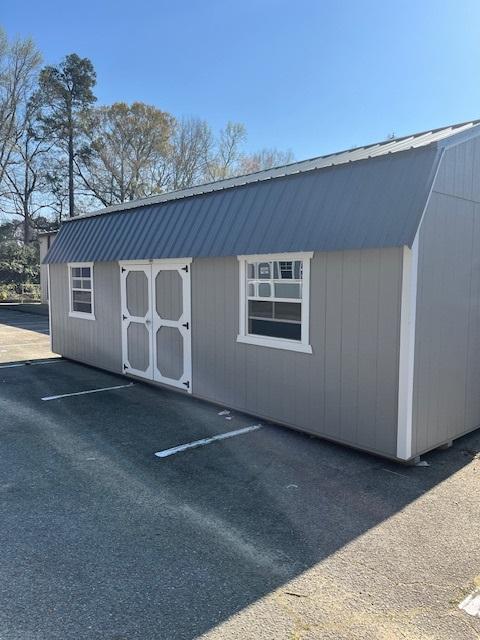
[44,120,480,264]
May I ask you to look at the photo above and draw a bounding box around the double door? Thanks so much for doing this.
[120,260,192,392]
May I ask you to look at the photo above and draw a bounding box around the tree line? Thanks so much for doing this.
[0,27,293,245]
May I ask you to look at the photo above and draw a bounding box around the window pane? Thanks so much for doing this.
[258,262,271,279]
[81,278,91,290]
[274,302,301,322]
[248,283,255,297]
[274,282,301,299]
[247,263,255,279]
[248,319,301,340]
[258,282,271,297]
[73,301,92,313]
[72,278,82,288]
[248,300,273,318]
[81,267,91,277]
[73,290,91,305]
[294,261,303,279]
[279,261,293,279]
[72,267,81,278]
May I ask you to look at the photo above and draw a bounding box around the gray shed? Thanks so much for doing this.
[44,120,480,461]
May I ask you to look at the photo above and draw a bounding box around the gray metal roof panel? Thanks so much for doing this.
[45,145,441,264]
[52,118,480,226]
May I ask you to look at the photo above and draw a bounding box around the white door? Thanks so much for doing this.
[120,264,154,380]
[152,261,192,393]
[120,261,192,392]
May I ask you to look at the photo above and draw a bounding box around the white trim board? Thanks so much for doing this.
[396,147,446,460]
[47,264,53,351]
[396,239,419,460]
[118,258,192,267]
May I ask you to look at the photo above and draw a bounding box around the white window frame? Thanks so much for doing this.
[237,252,313,354]
[68,262,95,320]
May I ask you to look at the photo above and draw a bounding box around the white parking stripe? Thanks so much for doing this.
[0,341,51,347]
[41,382,134,401]
[1,322,48,327]
[0,359,63,369]
[155,424,263,458]
[1,326,49,334]
[459,588,480,617]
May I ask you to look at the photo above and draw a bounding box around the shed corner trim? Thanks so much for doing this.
[396,239,419,460]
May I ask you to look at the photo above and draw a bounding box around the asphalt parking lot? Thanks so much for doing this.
[0,307,479,640]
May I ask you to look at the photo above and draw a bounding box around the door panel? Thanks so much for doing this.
[126,270,149,317]
[156,270,183,321]
[127,322,150,372]
[152,262,191,392]
[121,265,153,380]
[156,326,183,380]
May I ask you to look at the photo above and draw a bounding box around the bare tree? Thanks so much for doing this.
[204,122,247,181]
[0,29,41,188]
[2,100,54,242]
[76,102,173,206]
[166,117,213,190]
[239,148,295,174]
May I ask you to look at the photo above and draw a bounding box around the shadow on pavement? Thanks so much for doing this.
[0,357,479,639]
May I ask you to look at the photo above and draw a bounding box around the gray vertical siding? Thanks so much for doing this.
[192,250,403,457]
[50,262,122,374]
[412,135,480,455]
[49,250,403,457]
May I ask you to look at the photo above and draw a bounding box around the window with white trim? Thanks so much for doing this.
[237,253,312,353]
[69,263,95,319]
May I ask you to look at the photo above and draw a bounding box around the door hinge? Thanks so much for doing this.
[183,380,190,389]
[121,267,126,273]
[123,363,128,370]
[122,314,127,321]
[182,265,189,272]
[182,321,189,330]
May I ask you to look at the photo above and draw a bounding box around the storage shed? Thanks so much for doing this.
[44,120,480,462]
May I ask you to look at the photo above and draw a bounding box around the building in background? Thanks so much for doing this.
[38,231,57,303]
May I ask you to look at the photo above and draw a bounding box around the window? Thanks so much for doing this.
[237,253,312,353]
[68,263,95,319]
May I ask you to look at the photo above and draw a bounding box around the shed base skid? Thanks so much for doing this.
[57,354,480,464]
[73,359,412,464]
[438,440,453,450]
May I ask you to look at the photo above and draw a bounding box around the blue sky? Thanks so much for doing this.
[3,0,480,159]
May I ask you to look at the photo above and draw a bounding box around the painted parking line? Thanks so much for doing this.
[0,322,49,327]
[0,359,63,370]
[41,382,135,401]
[0,340,52,348]
[155,424,263,459]
[1,326,49,334]
[459,588,480,618]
